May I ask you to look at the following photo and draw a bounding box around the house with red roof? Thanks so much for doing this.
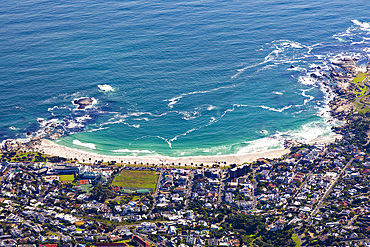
[131,235,150,247]
[79,180,89,185]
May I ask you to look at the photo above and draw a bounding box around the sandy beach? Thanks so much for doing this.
[34,133,342,166]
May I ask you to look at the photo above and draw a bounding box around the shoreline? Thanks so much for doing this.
[33,133,342,166]
[4,57,362,166]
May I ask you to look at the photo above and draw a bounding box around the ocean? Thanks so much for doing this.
[0,0,369,157]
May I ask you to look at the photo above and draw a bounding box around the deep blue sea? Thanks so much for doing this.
[0,0,369,157]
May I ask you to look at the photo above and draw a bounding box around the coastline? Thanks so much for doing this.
[5,58,364,167]
[5,57,361,166]
[33,133,341,166]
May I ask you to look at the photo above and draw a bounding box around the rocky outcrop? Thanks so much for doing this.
[0,138,42,153]
[329,97,354,121]
[2,140,28,153]
[327,56,368,121]
[284,139,303,149]
[49,132,63,140]
[73,97,95,110]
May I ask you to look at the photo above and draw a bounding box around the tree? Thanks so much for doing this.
[90,185,113,202]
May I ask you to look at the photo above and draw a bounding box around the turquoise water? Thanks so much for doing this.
[0,0,369,156]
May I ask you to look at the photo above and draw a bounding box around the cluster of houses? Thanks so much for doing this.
[223,142,370,245]
[2,134,370,246]
[0,159,240,246]
[0,161,154,246]
[156,169,191,208]
[190,169,223,209]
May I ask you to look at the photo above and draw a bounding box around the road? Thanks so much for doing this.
[310,158,353,218]
[252,168,258,210]
[134,229,159,246]
[184,170,194,208]
[348,214,359,226]
[150,170,163,214]
[218,170,226,204]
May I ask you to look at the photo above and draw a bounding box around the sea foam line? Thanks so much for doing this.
[134,102,295,149]
[231,62,266,79]
[164,83,240,108]
[232,40,311,79]
[112,149,154,154]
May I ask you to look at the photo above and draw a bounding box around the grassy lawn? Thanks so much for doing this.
[353,73,367,83]
[292,234,301,247]
[351,72,370,114]
[80,184,93,196]
[353,73,368,97]
[112,170,158,189]
[355,85,367,97]
[354,101,370,114]
[132,195,141,201]
[59,174,74,183]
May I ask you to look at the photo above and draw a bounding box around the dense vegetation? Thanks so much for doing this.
[226,214,296,246]
[0,151,68,163]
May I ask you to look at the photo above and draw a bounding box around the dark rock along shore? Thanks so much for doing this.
[73,97,94,110]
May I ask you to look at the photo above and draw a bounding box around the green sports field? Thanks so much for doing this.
[112,170,158,189]
[59,175,74,183]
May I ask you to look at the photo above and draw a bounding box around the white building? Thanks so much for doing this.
[138,222,157,233]
[168,225,177,235]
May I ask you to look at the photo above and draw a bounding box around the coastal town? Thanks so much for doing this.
[0,57,370,247]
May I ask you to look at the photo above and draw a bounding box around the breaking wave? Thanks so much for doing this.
[73,140,96,149]
[98,84,115,92]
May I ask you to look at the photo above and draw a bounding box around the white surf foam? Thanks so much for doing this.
[298,75,317,85]
[164,84,238,108]
[279,40,304,49]
[75,115,92,122]
[47,106,72,112]
[351,19,370,31]
[238,136,283,154]
[112,149,154,154]
[231,62,265,79]
[287,121,334,143]
[272,91,283,95]
[65,121,84,129]
[192,145,231,154]
[73,140,96,149]
[256,105,293,112]
[98,84,115,92]
[351,39,366,46]
[134,117,149,121]
[207,105,217,110]
[237,119,333,155]
[299,88,315,105]
[86,127,109,133]
[179,110,201,120]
